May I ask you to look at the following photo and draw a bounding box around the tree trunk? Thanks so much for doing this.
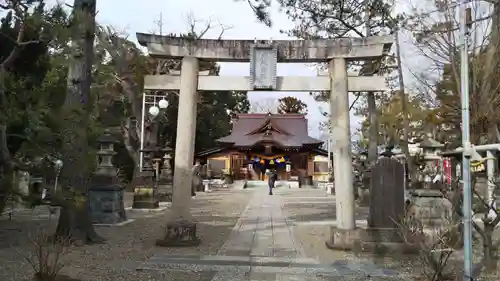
[367,94,378,164]
[364,5,378,166]
[0,68,14,214]
[54,0,104,244]
[482,224,497,272]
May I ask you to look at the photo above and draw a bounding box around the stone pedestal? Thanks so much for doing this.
[203,180,212,192]
[89,175,126,224]
[132,171,159,209]
[326,182,334,195]
[326,226,416,254]
[409,189,453,228]
[156,218,201,247]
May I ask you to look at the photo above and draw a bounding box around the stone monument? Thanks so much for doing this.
[132,146,158,209]
[362,151,410,252]
[88,131,126,224]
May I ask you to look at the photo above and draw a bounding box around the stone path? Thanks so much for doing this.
[138,186,405,280]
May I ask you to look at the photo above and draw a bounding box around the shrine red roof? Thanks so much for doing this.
[216,113,323,148]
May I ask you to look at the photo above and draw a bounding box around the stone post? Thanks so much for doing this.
[329,58,355,231]
[88,131,126,224]
[157,56,200,247]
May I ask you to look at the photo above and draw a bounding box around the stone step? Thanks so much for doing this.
[137,254,403,278]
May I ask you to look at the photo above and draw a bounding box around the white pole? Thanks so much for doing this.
[139,93,146,172]
[327,139,331,169]
[459,2,473,279]
[486,151,496,219]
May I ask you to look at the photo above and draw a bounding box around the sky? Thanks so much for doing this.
[44,0,420,138]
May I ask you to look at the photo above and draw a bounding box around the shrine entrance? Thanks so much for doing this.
[137,33,394,237]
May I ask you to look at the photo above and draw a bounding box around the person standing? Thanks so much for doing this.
[192,159,202,197]
[267,169,277,195]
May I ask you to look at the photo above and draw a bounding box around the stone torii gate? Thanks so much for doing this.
[137,33,393,245]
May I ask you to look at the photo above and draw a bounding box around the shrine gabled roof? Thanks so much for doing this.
[216,113,323,147]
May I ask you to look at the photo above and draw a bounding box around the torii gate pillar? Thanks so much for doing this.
[329,58,355,231]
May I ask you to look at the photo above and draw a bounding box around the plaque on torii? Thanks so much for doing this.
[249,40,278,90]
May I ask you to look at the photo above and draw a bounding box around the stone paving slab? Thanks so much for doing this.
[138,187,407,280]
[138,255,404,277]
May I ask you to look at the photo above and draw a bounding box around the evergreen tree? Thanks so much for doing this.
[277,96,308,114]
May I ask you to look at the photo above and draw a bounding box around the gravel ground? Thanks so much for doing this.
[0,189,255,281]
[280,188,500,280]
[279,188,423,278]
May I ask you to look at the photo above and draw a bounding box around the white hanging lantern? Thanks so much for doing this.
[158,98,169,109]
[149,106,160,116]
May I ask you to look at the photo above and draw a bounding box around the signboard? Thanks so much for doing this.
[314,155,328,162]
[250,44,277,90]
[471,160,486,173]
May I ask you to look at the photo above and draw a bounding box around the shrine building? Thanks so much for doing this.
[196,113,329,183]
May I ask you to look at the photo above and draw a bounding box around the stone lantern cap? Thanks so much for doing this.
[419,137,444,149]
[97,131,118,144]
[140,147,156,153]
[162,142,173,153]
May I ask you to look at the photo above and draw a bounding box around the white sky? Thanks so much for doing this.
[44,0,421,138]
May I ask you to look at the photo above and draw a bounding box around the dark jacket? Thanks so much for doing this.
[268,171,277,183]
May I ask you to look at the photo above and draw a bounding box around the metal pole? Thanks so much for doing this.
[327,139,331,169]
[394,29,414,190]
[486,151,496,219]
[139,93,146,172]
[460,1,473,280]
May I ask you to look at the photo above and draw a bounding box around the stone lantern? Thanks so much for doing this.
[409,135,452,228]
[357,150,370,205]
[419,135,444,188]
[157,143,173,201]
[89,131,126,224]
[140,146,156,172]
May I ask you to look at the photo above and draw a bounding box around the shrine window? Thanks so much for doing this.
[209,159,226,177]
[314,162,328,173]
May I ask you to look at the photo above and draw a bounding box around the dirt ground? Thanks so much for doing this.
[0,189,253,281]
[1,187,499,281]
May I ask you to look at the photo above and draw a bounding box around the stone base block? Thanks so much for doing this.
[325,226,417,255]
[326,183,334,195]
[156,218,201,247]
[88,185,126,225]
[357,188,370,206]
[133,187,159,209]
[325,227,364,251]
[156,184,173,202]
[409,189,453,229]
